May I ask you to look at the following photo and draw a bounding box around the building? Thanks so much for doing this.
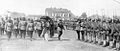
[45,8,74,20]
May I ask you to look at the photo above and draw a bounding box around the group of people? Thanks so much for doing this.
[75,17,120,50]
[0,16,65,41]
[1,15,120,50]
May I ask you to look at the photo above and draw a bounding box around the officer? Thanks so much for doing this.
[5,18,13,40]
[57,20,65,40]
[34,19,43,38]
[18,17,27,39]
[13,18,19,38]
[26,18,34,41]
[49,20,54,38]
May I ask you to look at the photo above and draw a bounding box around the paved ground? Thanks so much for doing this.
[0,30,116,51]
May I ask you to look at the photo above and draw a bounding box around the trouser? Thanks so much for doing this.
[36,30,42,37]
[89,32,92,42]
[91,31,94,42]
[84,31,87,41]
[27,31,33,38]
[116,35,120,49]
[87,31,90,41]
[0,28,4,35]
[50,27,54,38]
[109,35,115,47]
[58,31,63,40]
[80,31,84,41]
[92,31,96,43]
[20,30,26,38]
[13,29,19,38]
[98,33,102,44]
[96,31,99,43]
[6,31,12,39]
[76,30,80,40]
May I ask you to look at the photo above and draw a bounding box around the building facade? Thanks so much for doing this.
[45,8,74,20]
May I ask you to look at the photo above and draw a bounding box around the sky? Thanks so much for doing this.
[0,0,120,17]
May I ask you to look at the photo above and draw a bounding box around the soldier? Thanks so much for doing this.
[115,23,120,50]
[97,20,103,45]
[49,20,54,38]
[57,20,65,40]
[80,18,86,41]
[5,18,13,40]
[13,18,19,38]
[26,18,34,41]
[92,19,98,44]
[34,19,43,38]
[0,18,5,36]
[101,20,110,47]
[75,20,81,40]
[18,17,27,39]
[86,18,92,42]
[108,19,116,48]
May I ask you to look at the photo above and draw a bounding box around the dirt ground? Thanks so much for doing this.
[0,30,116,51]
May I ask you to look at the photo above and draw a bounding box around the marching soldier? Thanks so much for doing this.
[57,20,65,40]
[5,18,13,40]
[18,17,27,39]
[13,18,19,38]
[26,18,34,41]
[34,19,43,38]
[0,18,5,36]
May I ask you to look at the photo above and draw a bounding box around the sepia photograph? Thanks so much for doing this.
[0,0,119,51]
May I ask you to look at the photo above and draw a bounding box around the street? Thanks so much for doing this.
[0,30,116,51]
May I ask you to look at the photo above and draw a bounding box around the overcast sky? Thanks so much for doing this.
[0,0,120,17]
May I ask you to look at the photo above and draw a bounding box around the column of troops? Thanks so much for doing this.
[75,17,120,50]
[0,16,64,41]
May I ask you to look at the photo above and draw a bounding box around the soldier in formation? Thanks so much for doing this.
[75,17,120,50]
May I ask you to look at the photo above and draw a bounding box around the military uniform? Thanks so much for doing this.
[13,19,19,38]
[18,20,27,39]
[0,19,5,35]
[75,21,81,40]
[5,20,13,40]
[34,21,43,37]
[57,21,65,40]
[27,20,34,41]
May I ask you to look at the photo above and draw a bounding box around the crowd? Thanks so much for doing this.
[75,17,120,50]
[0,16,65,41]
